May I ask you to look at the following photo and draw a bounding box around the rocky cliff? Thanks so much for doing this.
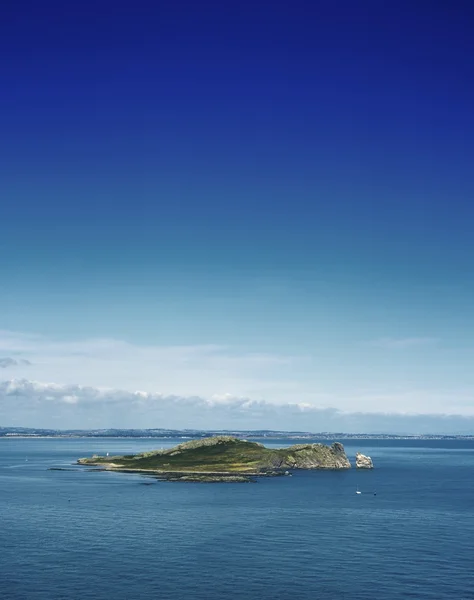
[271,442,351,470]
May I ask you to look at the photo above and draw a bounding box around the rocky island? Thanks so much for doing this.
[356,452,374,469]
[77,436,352,482]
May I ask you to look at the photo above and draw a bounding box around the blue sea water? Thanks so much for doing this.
[1,437,473,600]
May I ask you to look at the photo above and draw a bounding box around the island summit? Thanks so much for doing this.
[78,436,353,482]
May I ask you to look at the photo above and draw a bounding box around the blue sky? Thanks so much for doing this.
[1,1,474,432]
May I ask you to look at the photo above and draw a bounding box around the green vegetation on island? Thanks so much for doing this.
[77,435,351,482]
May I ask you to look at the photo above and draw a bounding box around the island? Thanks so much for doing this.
[77,435,352,482]
[356,452,374,469]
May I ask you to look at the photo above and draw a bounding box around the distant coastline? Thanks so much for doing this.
[1,427,473,440]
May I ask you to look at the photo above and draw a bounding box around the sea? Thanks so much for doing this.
[1,437,473,600]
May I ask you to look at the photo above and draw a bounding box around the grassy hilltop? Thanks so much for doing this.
[78,436,351,481]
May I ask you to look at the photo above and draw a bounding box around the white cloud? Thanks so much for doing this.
[0,330,306,401]
[0,330,471,424]
[1,378,474,434]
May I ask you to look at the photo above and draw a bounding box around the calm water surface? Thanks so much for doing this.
[1,437,473,599]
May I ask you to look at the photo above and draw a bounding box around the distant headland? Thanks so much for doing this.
[77,436,353,482]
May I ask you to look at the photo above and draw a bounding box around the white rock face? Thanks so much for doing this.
[355,452,374,469]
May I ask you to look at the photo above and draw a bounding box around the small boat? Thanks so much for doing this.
[356,486,361,495]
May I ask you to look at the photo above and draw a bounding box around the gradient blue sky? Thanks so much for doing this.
[1,1,474,432]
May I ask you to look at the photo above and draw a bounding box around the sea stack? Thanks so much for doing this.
[356,452,374,469]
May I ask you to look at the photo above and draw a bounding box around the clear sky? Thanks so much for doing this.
[1,1,474,433]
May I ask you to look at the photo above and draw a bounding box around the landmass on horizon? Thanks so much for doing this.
[1,427,473,440]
